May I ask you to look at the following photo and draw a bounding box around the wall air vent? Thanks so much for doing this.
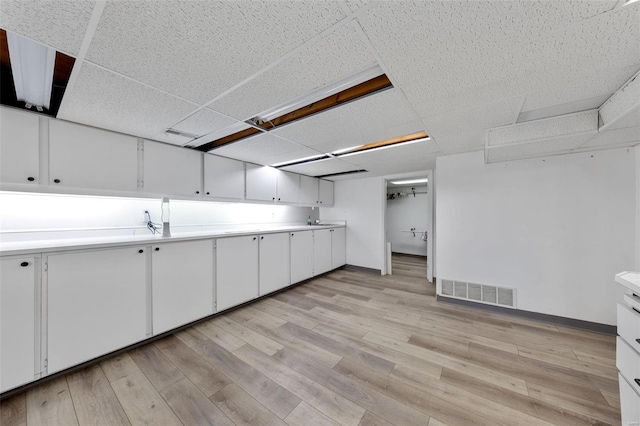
[437,278,516,309]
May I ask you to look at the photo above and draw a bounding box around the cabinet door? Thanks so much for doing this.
[331,227,346,269]
[313,229,332,275]
[49,120,138,191]
[259,233,290,296]
[276,170,299,203]
[0,257,36,392]
[204,154,244,200]
[144,141,202,196]
[152,240,214,334]
[47,247,147,374]
[217,236,259,311]
[300,175,319,205]
[246,163,277,202]
[0,107,39,184]
[319,179,334,206]
[290,231,313,283]
[620,373,640,426]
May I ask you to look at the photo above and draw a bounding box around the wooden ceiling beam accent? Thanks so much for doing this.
[338,130,428,155]
[196,127,262,152]
[196,74,393,152]
[255,74,392,130]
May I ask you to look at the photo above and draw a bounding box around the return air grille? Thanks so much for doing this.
[438,279,516,309]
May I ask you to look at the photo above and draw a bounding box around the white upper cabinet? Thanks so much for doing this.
[0,107,39,184]
[276,170,300,203]
[246,163,277,202]
[204,154,244,200]
[49,120,138,191]
[319,179,334,206]
[0,257,36,393]
[144,141,203,196]
[300,175,319,205]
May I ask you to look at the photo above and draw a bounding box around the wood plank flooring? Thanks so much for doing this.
[1,254,620,425]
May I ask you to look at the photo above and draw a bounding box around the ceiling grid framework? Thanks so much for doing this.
[0,0,638,178]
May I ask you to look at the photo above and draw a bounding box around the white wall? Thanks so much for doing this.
[0,192,316,241]
[386,186,429,256]
[435,148,636,325]
[636,145,640,271]
[320,177,384,270]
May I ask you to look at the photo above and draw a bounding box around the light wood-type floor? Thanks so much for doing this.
[1,254,621,426]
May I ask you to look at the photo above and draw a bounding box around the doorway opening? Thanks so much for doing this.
[382,170,433,282]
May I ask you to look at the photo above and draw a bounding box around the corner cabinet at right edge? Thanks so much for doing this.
[614,271,640,425]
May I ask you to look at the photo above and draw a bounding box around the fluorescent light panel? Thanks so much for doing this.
[390,178,429,185]
[271,154,326,167]
[338,137,429,158]
[6,31,55,110]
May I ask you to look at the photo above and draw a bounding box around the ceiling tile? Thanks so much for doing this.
[272,88,425,153]
[0,0,95,55]
[424,96,524,155]
[340,140,439,175]
[209,21,377,121]
[281,158,361,176]
[485,134,587,163]
[84,1,347,104]
[57,62,198,139]
[357,1,622,117]
[212,132,323,166]
[172,108,240,137]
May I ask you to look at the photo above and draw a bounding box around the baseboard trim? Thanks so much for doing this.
[436,295,616,335]
[343,264,381,274]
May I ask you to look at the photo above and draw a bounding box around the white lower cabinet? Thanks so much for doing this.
[259,233,290,296]
[47,247,147,374]
[291,231,314,284]
[331,227,346,268]
[620,373,640,425]
[0,257,36,393]
[217,236,259,311]
[151,240,215,335]
[313,229,332,275]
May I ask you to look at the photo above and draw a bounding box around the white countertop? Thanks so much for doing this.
[616,271,640,294]
[0,224,344,256]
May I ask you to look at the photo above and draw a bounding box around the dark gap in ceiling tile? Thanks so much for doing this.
[272,154,331,169]
[316,169,368,178]
[195,74,393,153]
[0,28,75,117]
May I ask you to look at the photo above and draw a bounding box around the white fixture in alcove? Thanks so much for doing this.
[161,197,171,237]
[6,31,55,111]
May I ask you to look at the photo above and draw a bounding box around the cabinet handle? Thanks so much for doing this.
[272,197,275,200]
[20,261,29,267]
[253,237,257,241]
[155,247,160,251]
[53,179,61,183]
[278,198,281,201]
[206,192,210,195]
[260,236,264,240]
[291,233,294,237]
[27,177,35,182]
[636,379,640,387]
[636,338,640,344]
[138,249,144,253]
[196,191,200,194]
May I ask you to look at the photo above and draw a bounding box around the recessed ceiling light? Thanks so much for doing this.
[624,0,639,5]
[338,137,429,158]
[390,178,429,185]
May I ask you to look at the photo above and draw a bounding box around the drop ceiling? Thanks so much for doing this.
[0,0,638,181]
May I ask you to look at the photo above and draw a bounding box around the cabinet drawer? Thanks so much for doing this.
[618,304,640,353]
[617,337,640,396]
[619,373,640,426]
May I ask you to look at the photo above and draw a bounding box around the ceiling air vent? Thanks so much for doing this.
[438,279,516,309]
